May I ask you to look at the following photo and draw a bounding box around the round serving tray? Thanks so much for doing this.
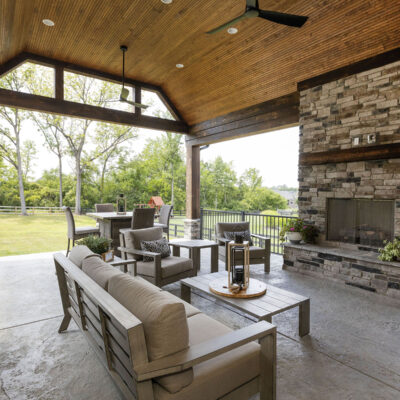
[209,278,267,298]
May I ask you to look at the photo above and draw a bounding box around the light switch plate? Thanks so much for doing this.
[353,137,360,146]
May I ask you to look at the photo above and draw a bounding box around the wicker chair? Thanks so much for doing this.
[215,221,271,273]
[154,204,173,240]
[131,207,155,229]
[95,203,114,212]
[64,206,100,256]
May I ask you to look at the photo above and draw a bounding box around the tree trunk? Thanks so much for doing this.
[171,166,174,209]
[75,155,82,214]
[15,129,27,216]
[58,155,63,208]
[100,158,108,203]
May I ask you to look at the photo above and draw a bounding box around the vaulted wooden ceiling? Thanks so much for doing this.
[1,0,400,126]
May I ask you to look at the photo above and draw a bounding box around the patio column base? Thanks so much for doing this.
[184,219,201,239]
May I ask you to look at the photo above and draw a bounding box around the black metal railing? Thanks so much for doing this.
[200,209,297,254]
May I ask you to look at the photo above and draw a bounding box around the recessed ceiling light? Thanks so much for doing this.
[227,27,238,35]
[176,63,184,69]
[161,0,172,4]
[42,19,55,26]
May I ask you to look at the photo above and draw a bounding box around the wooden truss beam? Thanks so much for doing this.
[0,52,188,133]
[0,88,188,133]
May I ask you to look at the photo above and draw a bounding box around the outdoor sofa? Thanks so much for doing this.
[54,245,277,400]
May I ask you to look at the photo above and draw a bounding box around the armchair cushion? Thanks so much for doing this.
[82,256,123,290]
[124,227,163,261]
[223,230,253,245]
[68,245,101,269]
[218,245,266,260]
[141,238,171,262]
[136,256,193,279]
[108,273,189,361]
[153,313,260,400]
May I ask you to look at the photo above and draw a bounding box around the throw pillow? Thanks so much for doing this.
[141,238,171,262]
[224,230,253,245]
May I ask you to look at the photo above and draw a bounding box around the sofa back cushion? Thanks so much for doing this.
[108,273,189,360]
[69,245,101,269]
[82,256,123,290]
[124,227,163,261]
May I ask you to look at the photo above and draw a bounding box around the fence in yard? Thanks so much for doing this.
[0,206,71,215]
[200,209,296,254]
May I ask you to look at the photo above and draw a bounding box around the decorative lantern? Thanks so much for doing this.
[116,193,126,215]
[227,240,250,293]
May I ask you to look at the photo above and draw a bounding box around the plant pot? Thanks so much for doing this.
[287,232,302,244]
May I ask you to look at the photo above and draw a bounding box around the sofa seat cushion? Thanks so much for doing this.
[153,313,260,400]
[82,257,123,290]
[68,245,101,268]
[136,256,193,279]
[108,274,189,361]
[124,227,163,261]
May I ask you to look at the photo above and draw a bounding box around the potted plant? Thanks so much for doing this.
[280,219,305,244]
[378,238,400,262]
[76,235,113,261]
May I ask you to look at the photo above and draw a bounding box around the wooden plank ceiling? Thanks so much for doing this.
[1,0,400,126]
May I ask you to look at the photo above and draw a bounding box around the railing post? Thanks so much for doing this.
[200,208,204,239]
[241,210,245,221]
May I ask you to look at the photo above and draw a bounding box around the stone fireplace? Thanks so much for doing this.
[283,58,400,298]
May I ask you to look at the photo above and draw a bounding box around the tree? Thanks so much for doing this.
[92,122,137,202]
[239,187,287,211]
[0,66,37,215]
[50,73,134,213]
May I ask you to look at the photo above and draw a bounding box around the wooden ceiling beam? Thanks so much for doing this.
[186,92,299,146]
[0,88,189,134]
[0,52,186,124]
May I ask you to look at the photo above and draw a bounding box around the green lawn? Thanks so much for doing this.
[0,214,187,257]
[0,215,97,257]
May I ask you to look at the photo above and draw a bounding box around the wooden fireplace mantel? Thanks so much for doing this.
[299,143,400,166]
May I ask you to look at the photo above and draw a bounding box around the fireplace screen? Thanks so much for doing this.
[327,199,394,247]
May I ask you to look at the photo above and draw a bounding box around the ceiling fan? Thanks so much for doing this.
[206,0,308,34]
[102,45,149,110]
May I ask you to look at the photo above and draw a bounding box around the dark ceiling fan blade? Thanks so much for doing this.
[258,10,308,28]
[206,10,258,34]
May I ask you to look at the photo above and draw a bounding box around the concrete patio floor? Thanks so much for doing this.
[1,250,400,400]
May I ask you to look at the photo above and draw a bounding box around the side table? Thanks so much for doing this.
[169,239,219,275]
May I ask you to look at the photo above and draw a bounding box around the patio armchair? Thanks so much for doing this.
[215,221,271,273]
[154,204,173,240]
[64,206,100,256]
[95,203,114,212]
[119,226,195,287]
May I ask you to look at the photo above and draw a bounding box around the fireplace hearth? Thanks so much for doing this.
[327,199,394,247]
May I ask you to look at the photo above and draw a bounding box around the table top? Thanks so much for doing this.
[181,271,309,319]
[169,239,218,248]
[86,212,133,220]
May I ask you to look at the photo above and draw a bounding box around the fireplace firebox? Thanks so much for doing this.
[327,199,394,247]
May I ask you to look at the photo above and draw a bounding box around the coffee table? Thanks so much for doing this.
[169,239,219,274]
[181,271,310,337]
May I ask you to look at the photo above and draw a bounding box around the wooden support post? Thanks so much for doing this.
[134,86,142,116]
[55,66,64,100]
[186,143,200,220]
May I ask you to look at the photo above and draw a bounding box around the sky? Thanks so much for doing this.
[28,123,299,188]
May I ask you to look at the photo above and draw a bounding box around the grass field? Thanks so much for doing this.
[0,214,186,257]
[0,215,98,257]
